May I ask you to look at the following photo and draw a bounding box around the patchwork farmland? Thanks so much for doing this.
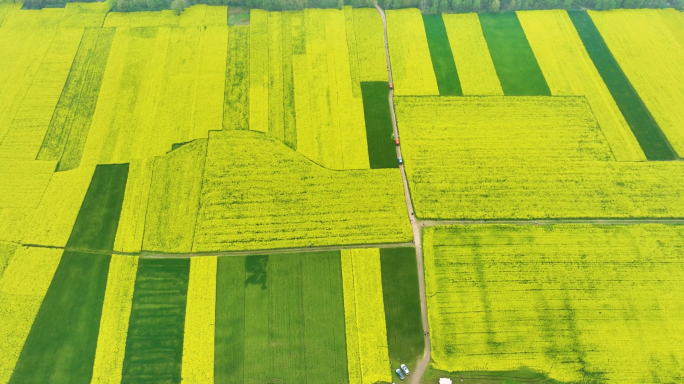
[0,2,683,384]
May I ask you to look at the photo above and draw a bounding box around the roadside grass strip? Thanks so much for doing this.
[215,252,349,383]
[518,10,645,162]
[422,14,462,96]
[192,130,411,252]
[423,224,684,383]
[113,158,153,253]
[479,13,550,96]
[361,82,397,169]
[37,27,116,171]
[396,96,684,219]
[249,10,269,133]
[380,247,424,370]
[121,258,190,383]
[0,246,62,384]
[181,256,217,384]
[142,140,207,253]
[386,9,439,96]
[91,255,138,384]
[22,166,96,247]
[223,26,250,131]
[442,14,503,95]
[586,10,682,159]
[341,249,392,384]
[0,25,83,160]
[9,164,127,383]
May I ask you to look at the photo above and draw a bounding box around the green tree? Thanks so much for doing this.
[171,0,187,14]
[489,0,500,10]
[472,0,481,10]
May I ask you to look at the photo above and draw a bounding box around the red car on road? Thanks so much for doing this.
[389,83,394,90]
[394,138,400,146]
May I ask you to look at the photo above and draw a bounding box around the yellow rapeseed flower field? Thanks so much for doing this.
[250,10,270,134]
[397,96,684,219]
[113,159,154,253]
[424,224,684,383]
[0,246,62,384]
[589,9,684,157]
[91,255,138,384]
[518,10,645,161]
[181,256,217,384]
[341,249,392,384]
[143,140,206,253]
[442,13,503,96]
[22,166,96,247]
[192,131,411,252]
[386,9,439,96]
[350,8,388,83]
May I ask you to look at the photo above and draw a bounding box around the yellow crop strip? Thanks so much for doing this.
[0,246,62,383]
[290,9,369,169]
[442,13,503,96]
[181,256,217,384]
[518,10,645,161]
[191,26,228,140]
[223,25,250,131]
[352,8,387,83]
[590,9,684,157]
[386,9,439,96]
[268,12,284,142]
[22,166,96,248]
[425,224,684,383]
[249,10,269,133]
[91,255,138,384]
[113,159,153,253]
[143,139,207,253]
[341,249,391,384]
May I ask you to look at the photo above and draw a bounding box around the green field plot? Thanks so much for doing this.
[9,164,126,383]
[361,82,398,169]
[396,96,684,219]
[379,247,424,370]
[479,13,550,96]
[422,15,462,96]
[215,252,348,383]
[9,252,111,384]
[568,11,676,161]
[423,224,684,383]
[37,27,116,171]
[121,258,191,383]
[224,25,250,131]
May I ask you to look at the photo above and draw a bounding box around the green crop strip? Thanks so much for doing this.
[479,13,550,96]
[422,14,462,96]
[121,258,191,383]
[37,28,116,171]
[223,25,250,131]
[66,164,130,251]
[9,164,128,383]
[215,252,348,383]
[568,11,677,161]
[361,82,397,169]
[380,247,424,370]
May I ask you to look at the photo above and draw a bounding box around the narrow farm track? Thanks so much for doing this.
[375,5,432,383]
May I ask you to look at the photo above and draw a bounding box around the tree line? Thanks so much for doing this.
[15,0,684,23]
